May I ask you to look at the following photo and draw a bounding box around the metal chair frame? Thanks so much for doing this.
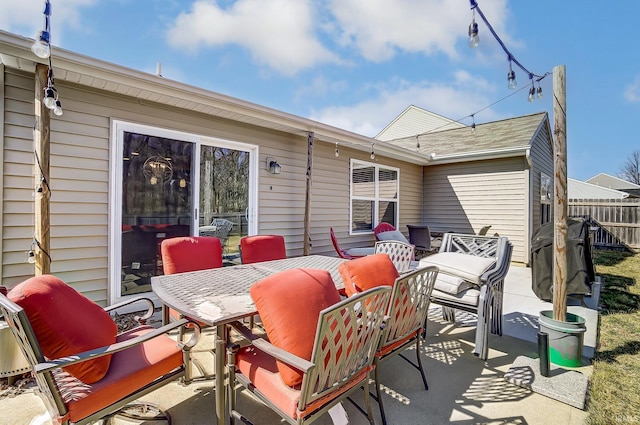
[427,233,513,360]
[227,286,392,425]
[373,266,439,425]
[0,294,199,425]
[374,240,415,274]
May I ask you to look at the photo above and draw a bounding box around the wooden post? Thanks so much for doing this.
[552,65,567,321]
[34,64,51,275]
[303,132,314,255]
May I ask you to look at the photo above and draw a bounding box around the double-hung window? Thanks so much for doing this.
[350,159,399,233]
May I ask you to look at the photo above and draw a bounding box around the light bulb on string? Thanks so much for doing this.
[370,144,375,160]
[536,85,543,99]
[43,87,56,109]
[53,99,63,116]
[507,61,517,89]
[415,135,420,150]
[31,31,50,58]
[528,85,535,102]
[470,114,476,134]
[335,142,340,157]
[468,9,479,48]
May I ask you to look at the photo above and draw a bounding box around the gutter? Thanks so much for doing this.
[428,145,530,165]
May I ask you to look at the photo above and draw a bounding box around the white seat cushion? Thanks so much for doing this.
[433,273,475,295]
[431,286,481,307]
[419,252,495,285]
[376,230,410,244]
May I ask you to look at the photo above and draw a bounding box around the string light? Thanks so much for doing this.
[43,65,62,116]
[507,60,517,89]
[370,143,375,160]
[468,0,548,101]
[471,114,476,134]
[31,0,52,59]
[528,81,536,102]
[468,8,479,48]
[415,135,420,150]
[335,142,340,157]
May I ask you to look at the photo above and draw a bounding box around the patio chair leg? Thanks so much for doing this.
[415,332,429,390]
[373,365,388,425]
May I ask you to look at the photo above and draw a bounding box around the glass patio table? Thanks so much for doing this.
[151,254,347,425]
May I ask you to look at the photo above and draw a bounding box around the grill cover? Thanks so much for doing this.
[531,218,595,302]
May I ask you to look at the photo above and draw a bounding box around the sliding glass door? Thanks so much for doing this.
[111,121,257,304]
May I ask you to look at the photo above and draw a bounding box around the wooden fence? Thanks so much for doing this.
[569,198,640,251]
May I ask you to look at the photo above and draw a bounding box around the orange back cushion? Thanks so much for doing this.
[338,253,399,296]
[250,268,341,387]
[161,236,223,274]
[9,275,118,384]
[240,235,286,264]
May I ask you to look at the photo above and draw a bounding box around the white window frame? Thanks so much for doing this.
[349,159,400,235]
[109,120,259,306]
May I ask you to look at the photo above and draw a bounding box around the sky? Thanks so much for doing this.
[1,0,637,181]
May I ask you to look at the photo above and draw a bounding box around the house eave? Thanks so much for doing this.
[0,30,428,165]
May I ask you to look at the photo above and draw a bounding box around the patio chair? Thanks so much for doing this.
[0,275,199,425]
[329,227,374,259]
[374,240,415,274]
[406,224,434,258]
[227,268,391,425]
[478,225,492,236]
[419,233,513,360]
[373,222,396,240]
[199,218,234,251]
[161,236,223,372]
[338,254,439,425]
[239,234,286,264]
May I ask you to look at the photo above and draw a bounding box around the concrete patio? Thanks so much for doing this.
[0,264,598,425]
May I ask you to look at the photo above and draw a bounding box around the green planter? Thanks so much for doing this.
[538,310,586,368]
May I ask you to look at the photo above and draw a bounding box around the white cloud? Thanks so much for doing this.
[165,0,339,76]
[0,1,96,43]
[327,0,511,62]
[308,72,501,137]
[624,77,640,103]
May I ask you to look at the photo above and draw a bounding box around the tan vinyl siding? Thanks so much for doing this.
[423,158,528,263]
[2,68,424,303]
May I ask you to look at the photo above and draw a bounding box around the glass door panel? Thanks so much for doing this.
[198,145,250,264]
[120,131,193,296]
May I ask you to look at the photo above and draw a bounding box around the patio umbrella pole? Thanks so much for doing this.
[303,132,314,255]
[552,65,567,321]
[34,63,51,275]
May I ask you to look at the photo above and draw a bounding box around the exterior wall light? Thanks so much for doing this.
[267,158,281,174]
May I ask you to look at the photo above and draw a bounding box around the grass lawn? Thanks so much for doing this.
[587,250,640,425]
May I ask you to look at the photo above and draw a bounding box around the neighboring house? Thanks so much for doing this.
[375,105,464,141]
[386,113,555,265]
[0,30,552,305]
[586,173,640,198]
[568,178,629,200]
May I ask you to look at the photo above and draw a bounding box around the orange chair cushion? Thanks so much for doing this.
[59,326,183,423]
[161,236,223,274]
[236,345,367,419]
[8,275,118,384]
[240,235,286,264]
[249,268,341,387]
[337,253,399,296]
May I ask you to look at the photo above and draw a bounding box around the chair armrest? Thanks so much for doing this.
[104,296,155,323]
[228,321,314,373]
[34,318,200,374]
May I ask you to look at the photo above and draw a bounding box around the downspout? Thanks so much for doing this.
[525,148,532,265]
